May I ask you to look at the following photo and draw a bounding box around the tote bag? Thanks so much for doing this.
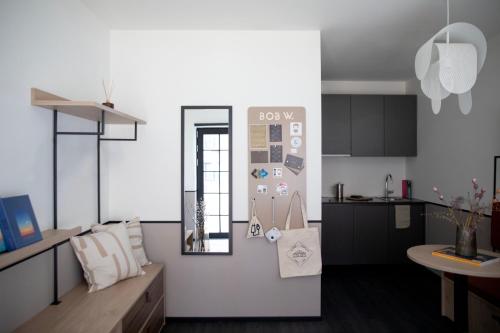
[247,199,264,238]
[277,191,322,278]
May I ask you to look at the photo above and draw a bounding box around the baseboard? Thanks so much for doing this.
[166,316,323,322]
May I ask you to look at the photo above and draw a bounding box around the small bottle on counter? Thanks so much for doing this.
[402,180,412,199]
[334,183,344,200]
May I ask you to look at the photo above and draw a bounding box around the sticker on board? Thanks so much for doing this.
[257,185,268,194]
[251,150,269,163]
[273,168,283,178]
[269,124,282,142]
[290,122,302,136]
[270,145,283,163]
[290,137,302,148]
[276,182,289,196]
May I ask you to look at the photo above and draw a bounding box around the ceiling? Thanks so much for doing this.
[83,0,500,80]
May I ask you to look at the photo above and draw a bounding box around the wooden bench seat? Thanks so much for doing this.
[15,264,165,333]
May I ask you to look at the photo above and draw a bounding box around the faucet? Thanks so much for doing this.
[385,173,394,198]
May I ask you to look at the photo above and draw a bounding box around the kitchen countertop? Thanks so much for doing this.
[322,197,426,205]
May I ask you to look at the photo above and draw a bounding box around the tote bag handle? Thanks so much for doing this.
[284,191,308,230]
[251,198,257,218]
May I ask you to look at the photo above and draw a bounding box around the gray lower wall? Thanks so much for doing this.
[0,244,82,333]
[142,223,322,317]
[425,204,492,251]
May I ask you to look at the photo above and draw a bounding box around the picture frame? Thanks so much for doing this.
[0,195,42,251]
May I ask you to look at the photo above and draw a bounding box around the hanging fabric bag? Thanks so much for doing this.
[247,199,264,238]
[277,191,322,278]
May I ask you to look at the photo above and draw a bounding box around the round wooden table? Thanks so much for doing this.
[407,245,500,332]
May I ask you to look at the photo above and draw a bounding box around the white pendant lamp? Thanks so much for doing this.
[415,0,487,115]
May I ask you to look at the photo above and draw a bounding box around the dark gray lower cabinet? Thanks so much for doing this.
[388,204,425,264]
[322,205,354,265]
[322,203,426,265]
[353,205,388,264]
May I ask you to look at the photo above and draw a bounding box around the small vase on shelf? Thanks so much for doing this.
[455,225,477,258]
[102,79,114,109]
[102,101,114,109]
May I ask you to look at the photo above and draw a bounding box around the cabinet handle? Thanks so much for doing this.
[145,291,151,303]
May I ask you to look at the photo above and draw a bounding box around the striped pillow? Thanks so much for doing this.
[92,217,151,266]
[70,223,144,292]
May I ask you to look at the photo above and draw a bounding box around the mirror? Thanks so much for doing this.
[181,106,232,254]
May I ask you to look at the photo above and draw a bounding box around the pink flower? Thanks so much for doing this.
[439,195,444,200]
[433,186,439,192]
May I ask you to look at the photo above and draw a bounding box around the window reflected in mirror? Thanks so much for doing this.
[182,107,232,254]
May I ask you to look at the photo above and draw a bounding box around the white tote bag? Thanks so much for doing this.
[277,191,322,278]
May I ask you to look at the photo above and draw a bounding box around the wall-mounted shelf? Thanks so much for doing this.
[31,88,146,125]
[0,227,82,271]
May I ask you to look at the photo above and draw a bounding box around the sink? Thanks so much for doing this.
[376,196,406,202]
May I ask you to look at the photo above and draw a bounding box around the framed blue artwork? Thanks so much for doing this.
[0,228,6,253]
[0,195,42,251]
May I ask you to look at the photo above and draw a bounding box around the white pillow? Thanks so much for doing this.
[92,217,151,266]
[70,223,144,292]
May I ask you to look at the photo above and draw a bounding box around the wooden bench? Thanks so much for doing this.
[15,264,165,333]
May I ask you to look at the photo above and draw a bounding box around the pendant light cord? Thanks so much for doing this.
[446,0,450,44]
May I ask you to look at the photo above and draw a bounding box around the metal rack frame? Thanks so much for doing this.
[50,109,138,304]
[0,108,140,306]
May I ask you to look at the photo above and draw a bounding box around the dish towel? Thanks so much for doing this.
[395,205,411,229]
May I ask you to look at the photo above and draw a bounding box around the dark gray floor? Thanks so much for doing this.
[163,264,458,333]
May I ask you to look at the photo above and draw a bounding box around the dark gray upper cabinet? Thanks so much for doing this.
[384,95,417,156]
[321,94,417,157]
[321,95,351,155]
[351,95,385,156]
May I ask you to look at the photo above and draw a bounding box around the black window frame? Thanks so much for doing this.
[196,127,229,238]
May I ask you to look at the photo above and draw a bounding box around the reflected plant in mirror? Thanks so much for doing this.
[195,200,206,252]
[181,106,232,255]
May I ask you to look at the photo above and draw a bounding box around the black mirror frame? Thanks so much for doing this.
[180,105,233,255]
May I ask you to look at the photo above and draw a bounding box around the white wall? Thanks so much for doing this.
[0,0,109,331]
[106,30,322,317]
[322,157,406,197]
[406,33,500,205]
[321,80,409,197]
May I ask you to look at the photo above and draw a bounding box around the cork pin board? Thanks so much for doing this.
[248,107,307,234]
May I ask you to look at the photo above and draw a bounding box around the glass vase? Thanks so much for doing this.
[455,226,477,258]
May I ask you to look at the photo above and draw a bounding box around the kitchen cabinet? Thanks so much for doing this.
[351,95,385,156]
[321,94,417,156]
[321,202,426,265]
[322,204,354,265]
[384,95,417,156]
[322,94,351,155]
[353,205,388,264]
[388,204,425,264]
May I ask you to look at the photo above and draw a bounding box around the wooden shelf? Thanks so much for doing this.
[0,227,82,271]
[15,264,164,333]
[31,88,146,125]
